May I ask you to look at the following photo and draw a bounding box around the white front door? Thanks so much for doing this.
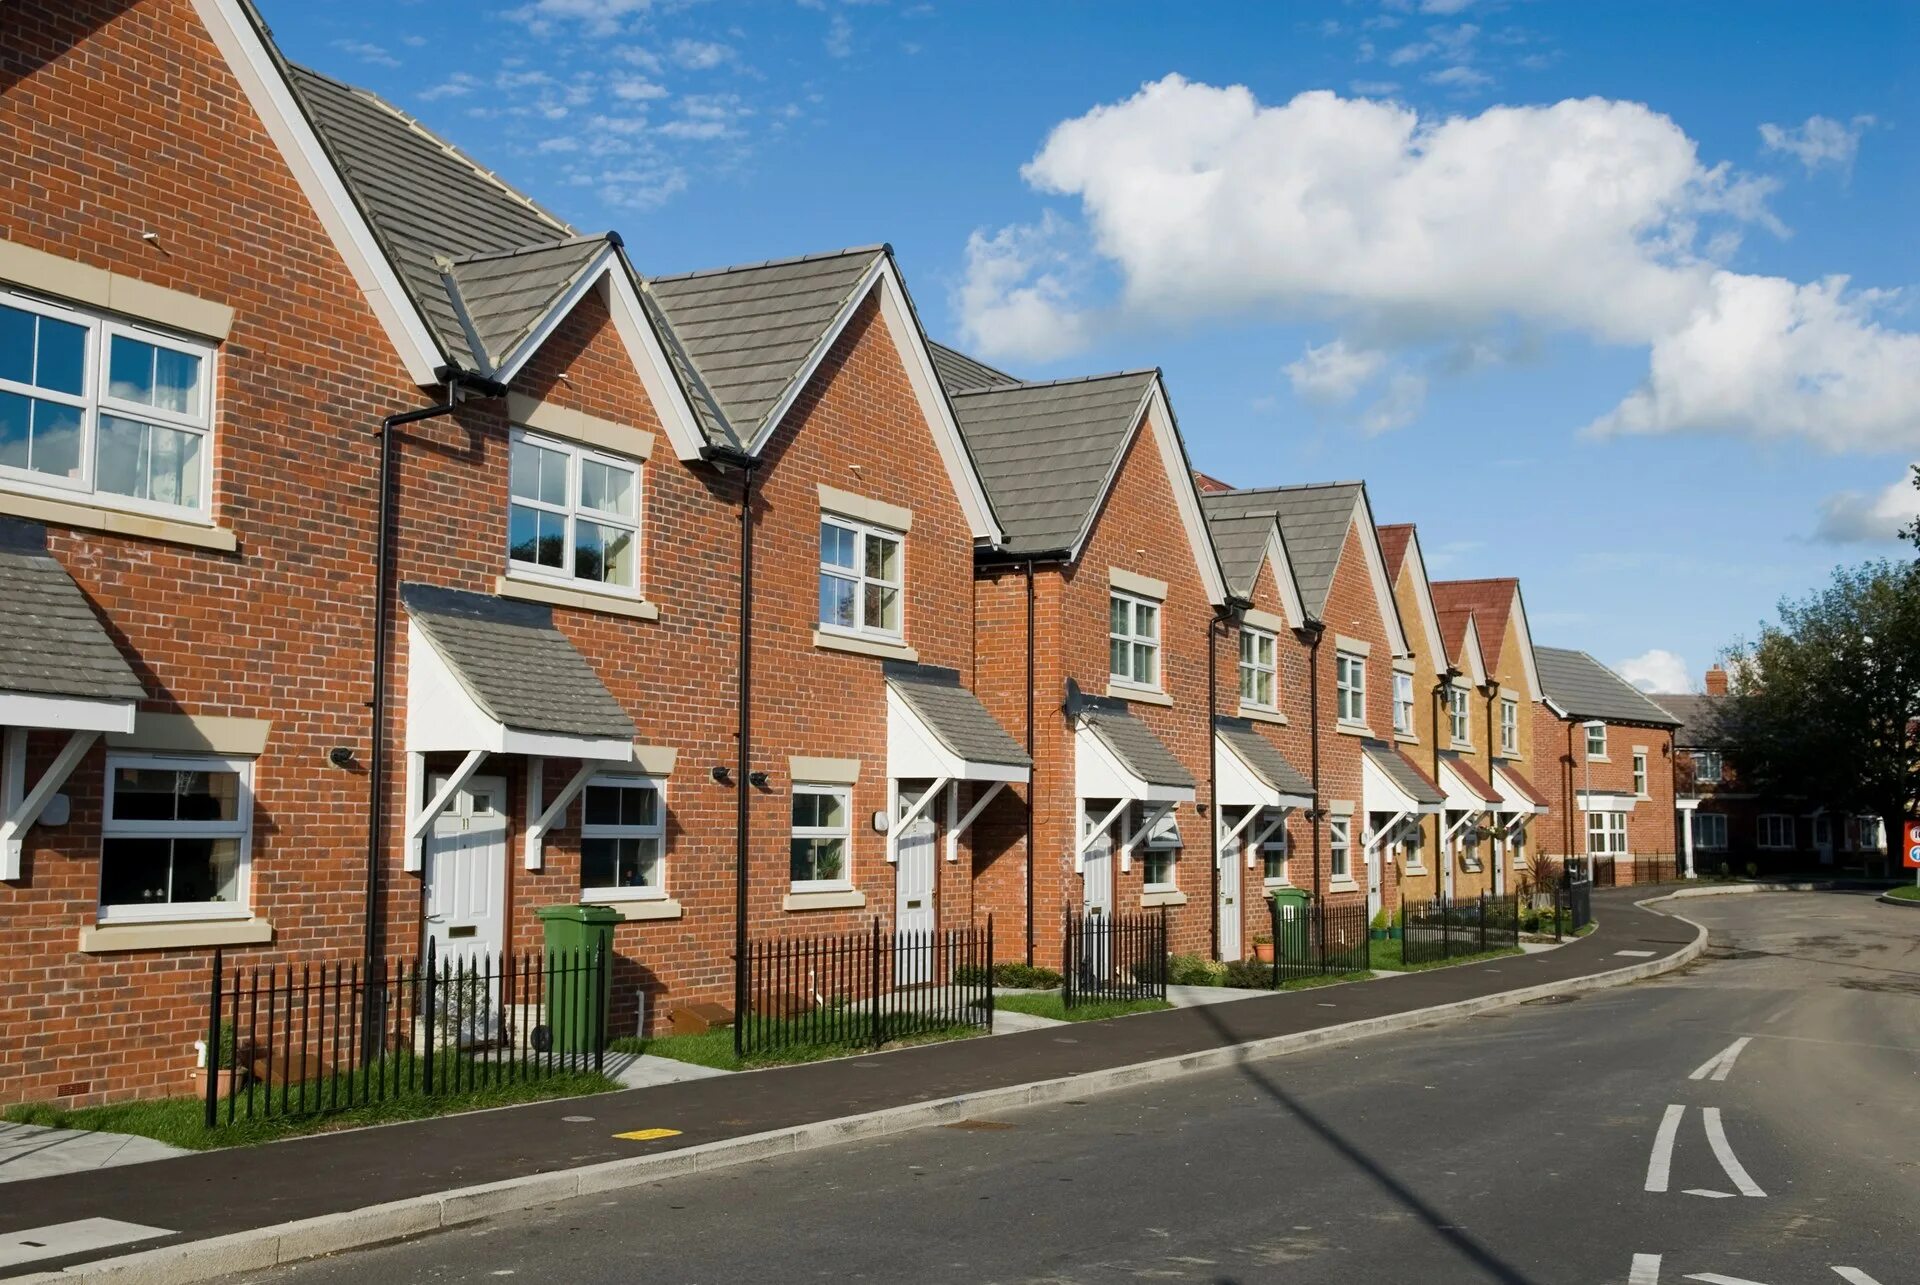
[1080,808,1115,980]
[1492,829,1506,895]
[1365,829,1383,921]
[895,814,936,984]
[424,774,508,972]
[1218,822,1242,961]
[1442,820,1457,901]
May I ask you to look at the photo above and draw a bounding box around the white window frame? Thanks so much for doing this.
[1335,652,1366,725]
[1392,672,1415,737]
[1584,810,1627,856]
[0,292,217,521]
[1329,815,1352,880]
[1108,590,1161,692]
[1449,686,1471,747]
[1691,750,1723,784]
[1856,817,1883,850]
[790,783,853,892]
[1139,806,1180,891]
[1239,625,1277,711]
[506,427,643,598]
[1632,751,1649,798]
[578,774,667,903]
[1585,723,1608,759]
[1694,812,1728,850]
[818,514,905,642]
[98,752,253,924]
[1500,698,1518,754]
[1757,814,1793,850]
[1260,814,1291,886]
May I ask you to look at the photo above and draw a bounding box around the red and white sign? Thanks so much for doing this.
[1905,821,1920,869]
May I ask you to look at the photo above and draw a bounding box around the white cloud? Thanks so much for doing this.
[332,39,399,69]
[1425,64,1491,91]
[507,0,652,37]
[1360,369,1427,434]
[1285,339,1386,404]
[825,14,854,58]
[1419,0,1477,12]
[1615,648,1691,693]
[1760,114,1874,173]
[419,73,478,101]
[671,39,735,70]
[958,76,1920,450]
[1811,468,1920,544]
[611,74,668,101]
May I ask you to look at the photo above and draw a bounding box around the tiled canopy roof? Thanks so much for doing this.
[884,663,1029,769]
[0,520,144,706]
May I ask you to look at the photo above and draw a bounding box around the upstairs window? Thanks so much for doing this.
[1,295,214,518]
[509,429,640,593]
[1335,653,1365,724]
[1239,626,1276,709]
[1585,723,1608,758]
[1500,698,1518,754]
[819,516,903,640]
[1690,750,1723,784]
[1449,686,1471,745]
[1109,591,1160,690]
[1632,751,1649,797]
[1393,672,1415,736]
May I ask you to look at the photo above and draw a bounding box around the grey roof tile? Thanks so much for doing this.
[1201,483,1364,619]
[445,237,611,372]
[1535,646,1681,727]
[950,371,1158,555]
[928,341,1019,394]
[0,519,145,705]
[885,663,1030,769]
[1214,718,1313,799]
[1646,692,1722,746]
[646,248,884,447]
[1363,740,1448,806]
[402,583,635,742]
[1070,688,1196,792]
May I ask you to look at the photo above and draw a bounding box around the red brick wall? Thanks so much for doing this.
[1531,704,1676,883]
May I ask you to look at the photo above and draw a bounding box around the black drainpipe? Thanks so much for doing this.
[707,445,762,1060]
[365,373,504,989]
[1024,559,1037,967]
[1295,620,1325,903]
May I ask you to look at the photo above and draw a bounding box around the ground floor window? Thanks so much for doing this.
[1261,813,1289,883]
[1757,814,1793,849]
[1585,810,1627,856]
[791,785,852,889]
[1694,812,1728,849]
[580,775,665,899]
[99,754,252,921]
[1140,806,1179,889]
[1329,816,1351,879]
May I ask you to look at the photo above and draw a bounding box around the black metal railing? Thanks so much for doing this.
[1064,909,1168,1007]
[1562,875,1593,934]
[1634,854,1682,885]
[1401,893,1521,966]
[204,940,606,1129]
[1592,855,1619,887]
[738,918,994,1058]
[1262,897,1370,985]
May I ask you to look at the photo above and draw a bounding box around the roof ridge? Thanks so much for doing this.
[1433,576,1517,587]
[648,244,888,284]
[1216,480,1366,495]
[290,63,573,239]
[949,368,1158,395]
[446,233,614,267]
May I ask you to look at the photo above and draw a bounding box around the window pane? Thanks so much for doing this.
[576,519,635,587]
[1110,638,1128,678]
[146,421,202,508]
[150,345,200,415]
[813,791,846,831]
[581,836,620,887]
[36,314,85,396]
[792,791,819,829]
[1131,641,1154,686]
[0,390,26,472]
[820,573,856,629]
[107,335,155,406]
[864,582,899,632]
[509,505,566,569]
[821,522,856,570]
[27,398,82,480]
[583,785,622,827]
[790,836,846,883]
[580,457,634,516]
[865,532,899,583]
[1135,601,1157,639]
[111,767,182,821]
[95,414,146,499]
[1239,667,1255,702]
[169,836,240,902]
[0,304,33,386]
[1256,671,1272,705]
[583,836,659,889]
[100,836,174,905]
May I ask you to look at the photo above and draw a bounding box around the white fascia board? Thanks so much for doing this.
[1400,534,1447,669]
[1362,750,1443,817]
[193,0,444,385]
[1143,379,1230,606]
[499,728,634,762]
[1437,758,1495,811]
[1214,732,1306,811]
[1260,525,1307,630]
[406,620,507,754]
[887,690,1028,785]
[488,245,620,385]
[1509,584,1545,701]
[1544,696,1571,720]
[1348,491,1410,656]
[1457,616,1489,688]
[1491,765,1550,815]
[591,263,713,463]
[0,691,137,735]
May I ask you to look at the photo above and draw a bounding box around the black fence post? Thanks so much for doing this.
[592,944,607,1074]
[986,914,996,1034]
[1478,893,1488,954]
[204,947,224,1129]
[1269,895,1280,989]
[422,938,438,1095]
[1063,909,1075,1009]
[869,916,883,1049]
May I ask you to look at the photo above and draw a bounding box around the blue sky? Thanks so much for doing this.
[262,0,1918,693]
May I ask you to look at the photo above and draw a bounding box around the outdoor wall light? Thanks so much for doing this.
[710,765,733,785]
[326,746,355,769]
[747,771,770,789]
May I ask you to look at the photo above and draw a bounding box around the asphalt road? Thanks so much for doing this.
[233,891,1919,1285]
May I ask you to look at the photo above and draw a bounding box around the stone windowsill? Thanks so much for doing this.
[79,918,274,954]
[497,574,660,621]
[1334,721,1375,738]
[783,888,867,912]
[1395,731,1420,746]
[597,896,683,921]
[1141,889,1187,907]
[1328,878,1360,894]
[0,488,237,553]
[812,630,919,663]
[1108,684,1173,708]
[1238,704,1286,726]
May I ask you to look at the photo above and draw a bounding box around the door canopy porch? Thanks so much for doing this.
[1360,741,1445,817]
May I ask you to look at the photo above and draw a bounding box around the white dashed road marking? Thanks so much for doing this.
[1702,1107,1766,1198]
[1645,1104,1685,1193]
[1683,1275,1771,1285]
[1616,949,1658,957]
[1629,1252,1663,1284]
[1689,1037,1752,1082]
[1683,1188,1735,1199]
[1831,1268,1885,1285]
[0,1219,173,1269]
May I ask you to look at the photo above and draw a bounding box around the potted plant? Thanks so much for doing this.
[1369,907,1400,941]
[1253,934,1274,963]
[197,1021,246,1098]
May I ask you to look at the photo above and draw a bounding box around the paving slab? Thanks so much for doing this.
[0,1125,187,1186]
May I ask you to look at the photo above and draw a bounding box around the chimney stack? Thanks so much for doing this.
[1704,665,1728,696]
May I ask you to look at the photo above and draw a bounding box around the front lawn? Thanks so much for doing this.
[2,1063,617,1151]
[1369,941,1525,972]
[994,992,1171,1022]
[1886,884,1920,902]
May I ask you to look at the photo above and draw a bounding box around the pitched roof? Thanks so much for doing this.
[443,236,613,373]
[1363,741,1447,806]
[1432,579,1517,671]
[1534,646,1681,727]
[927,341,1019,394]
[1192,470,1236,495]
[1200,502,1281,600]
[0,520,145,706]
[884,663,1030,769]
[1647,693,1723,747]
[1439,752,1502,804]
[1200,483,1364,619]
[1434,604,1475,664]
[645,247,885,449]
[402,584,635,741]
[285,65,573,371]
[949,370,1159,555]
[1493,760,1550,809]
[1074,694,1196,791]
[1376,524,1413,580]
[1214,718,1313,799]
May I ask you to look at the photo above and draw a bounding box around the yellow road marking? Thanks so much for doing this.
[613,1128,682,1141]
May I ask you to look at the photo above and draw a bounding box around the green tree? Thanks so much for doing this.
[1902,464,1920,559]
[1718,560,1920,870]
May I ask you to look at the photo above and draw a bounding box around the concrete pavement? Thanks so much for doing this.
[214,890,1917,1285]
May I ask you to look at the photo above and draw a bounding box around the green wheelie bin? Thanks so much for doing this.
[537,904,618,1053]
[1269,887,1313,965]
